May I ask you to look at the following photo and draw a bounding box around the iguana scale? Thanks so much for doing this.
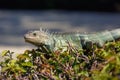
[24,28,120,51]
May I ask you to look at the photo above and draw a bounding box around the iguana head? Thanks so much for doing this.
[24,29,50,47]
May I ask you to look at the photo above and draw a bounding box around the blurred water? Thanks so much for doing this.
[0,10,120,48]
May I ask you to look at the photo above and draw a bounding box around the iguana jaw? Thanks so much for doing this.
[24,36,43,46]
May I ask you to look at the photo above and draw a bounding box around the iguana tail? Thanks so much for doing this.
[79,28,120,49]
[110,28,120,40]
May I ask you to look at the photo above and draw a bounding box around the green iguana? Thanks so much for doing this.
[24,28,120,52]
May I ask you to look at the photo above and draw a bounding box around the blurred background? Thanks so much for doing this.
[0,0,120,53]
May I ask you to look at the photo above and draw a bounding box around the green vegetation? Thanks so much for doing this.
[0,41,120,80]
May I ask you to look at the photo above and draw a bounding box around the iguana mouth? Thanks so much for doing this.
[24,37,33,43]
[24,36,35,43]
[24,36,46,47]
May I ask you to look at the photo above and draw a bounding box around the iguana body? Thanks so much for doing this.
[24,28,120,51]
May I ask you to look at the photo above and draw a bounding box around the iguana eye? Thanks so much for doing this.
[33,33,37,36]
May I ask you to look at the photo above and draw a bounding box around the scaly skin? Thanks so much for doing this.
[24,28,120,51]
